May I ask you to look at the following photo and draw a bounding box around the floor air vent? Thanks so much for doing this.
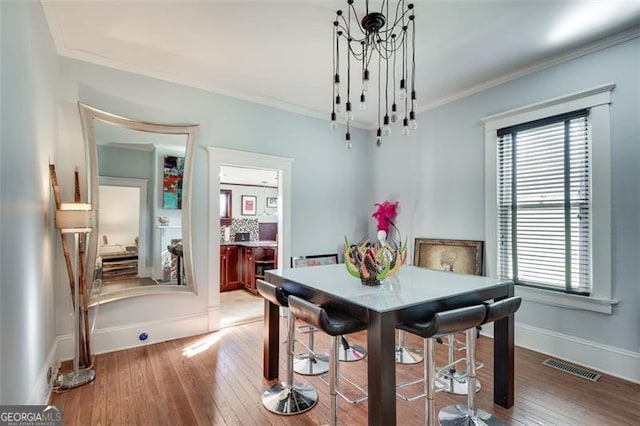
[542,358,601,382]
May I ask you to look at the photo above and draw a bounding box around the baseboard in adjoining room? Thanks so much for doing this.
[480,322,640,384]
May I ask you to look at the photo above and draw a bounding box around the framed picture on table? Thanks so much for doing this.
[241,195,257,215]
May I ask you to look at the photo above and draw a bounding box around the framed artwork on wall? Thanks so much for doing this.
[266,197,278,208]
[241,195,257,215]
[163,155,184,209]
[414,238,483,276]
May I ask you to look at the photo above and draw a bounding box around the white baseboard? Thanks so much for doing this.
[481,322,640,384]
[208,306,220,331]
[28,340,60,405]
[57,312,209,361]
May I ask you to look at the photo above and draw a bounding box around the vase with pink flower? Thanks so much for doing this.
[344,200,407,286]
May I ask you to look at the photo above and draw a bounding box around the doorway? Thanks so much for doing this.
[219,165,279,327]
[207,148,293,331]
[98,176,154,296]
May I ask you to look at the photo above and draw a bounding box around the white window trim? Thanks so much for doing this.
[482,83,618,314]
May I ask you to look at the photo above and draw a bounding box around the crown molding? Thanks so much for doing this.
[42,1,639,131]
[415,27,640,116]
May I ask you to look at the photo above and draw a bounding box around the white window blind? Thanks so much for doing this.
[497,109,590,294]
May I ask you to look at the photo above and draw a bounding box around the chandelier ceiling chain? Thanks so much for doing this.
[331,0,418,147]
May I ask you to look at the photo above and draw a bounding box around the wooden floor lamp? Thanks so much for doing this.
[55,202,96,388]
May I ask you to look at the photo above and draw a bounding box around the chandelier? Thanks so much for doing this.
[331,0,418,148]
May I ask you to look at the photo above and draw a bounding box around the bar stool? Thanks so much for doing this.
[439,296,522,426]
[396,329,424,364]
[290,255,364,366]
[288,295,368,426]
[293,324,330,375]
[397,304,487,426]
[436,331,481,395]
[337,335,367,362]
[256,280,318,415]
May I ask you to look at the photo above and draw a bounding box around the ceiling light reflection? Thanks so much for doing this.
[548,2,638,45]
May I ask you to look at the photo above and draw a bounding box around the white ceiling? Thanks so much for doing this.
[43,1,640,129]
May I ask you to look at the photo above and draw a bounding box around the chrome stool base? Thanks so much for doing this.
[261,382,318,415]
[294,353,330,375]
[437,371,481,395]
[338,343,367,362]
[439,404,502,426]
[395,345,423,364]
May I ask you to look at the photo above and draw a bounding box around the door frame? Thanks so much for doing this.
[99,176,150,276]
[207,147,293,331]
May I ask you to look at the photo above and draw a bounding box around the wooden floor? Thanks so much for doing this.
[50,319,639,425]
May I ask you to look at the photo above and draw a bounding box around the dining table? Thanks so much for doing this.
[264,263,515,426]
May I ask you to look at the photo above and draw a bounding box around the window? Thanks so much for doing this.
[496,110,590,294]
[220,189,232,220]
[483,84,616,314]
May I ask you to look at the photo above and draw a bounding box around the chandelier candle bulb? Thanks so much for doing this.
[360,93,367,110]
[362,69,370,92]
[402,118,410,135]
[382,114,391,136]
[409,111,418,130]
[330,112,338,129]
[391,104,398,123]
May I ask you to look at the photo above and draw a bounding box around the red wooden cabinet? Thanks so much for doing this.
[239,246,277,294]
[220,245,241,292]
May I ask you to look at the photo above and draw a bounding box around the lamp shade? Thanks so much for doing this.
[55,203,95,233]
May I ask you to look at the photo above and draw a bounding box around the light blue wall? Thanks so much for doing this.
[373,37,640,353]
[57,58,372,332]
[0,1,59,404]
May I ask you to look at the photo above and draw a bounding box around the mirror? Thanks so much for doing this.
[78,102,199,305]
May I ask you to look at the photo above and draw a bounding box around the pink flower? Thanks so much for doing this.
[372,200,399,233]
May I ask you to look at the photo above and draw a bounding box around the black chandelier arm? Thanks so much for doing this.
[411,15,416,95]
[386,3,413,33]
[347,1,367,37]
[378,47,382,128]
[335,21,368,44]
[336,2,412,45]
[373,36,407,58]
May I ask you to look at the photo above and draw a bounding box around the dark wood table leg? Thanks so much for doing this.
[493,286,515,408]
[367,311,397,426]
[263,299,279,380]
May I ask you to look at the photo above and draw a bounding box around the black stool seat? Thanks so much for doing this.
[398,305,487,339]
[288,296,368,337]
[482,297,522,325]
[257,279,289,307]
